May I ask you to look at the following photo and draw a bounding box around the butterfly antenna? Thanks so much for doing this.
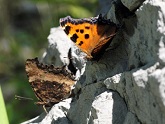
[15,95,33,101]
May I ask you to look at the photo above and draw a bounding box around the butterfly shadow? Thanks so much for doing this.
[111,89,128,124]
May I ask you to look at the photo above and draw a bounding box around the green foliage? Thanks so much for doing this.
[0,86,9,124]
[30,0,97,23]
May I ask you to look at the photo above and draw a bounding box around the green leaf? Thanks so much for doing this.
[0,86,9,124]
[68,5,93,18]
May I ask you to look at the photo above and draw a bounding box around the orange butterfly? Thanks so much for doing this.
[60,14,117,59]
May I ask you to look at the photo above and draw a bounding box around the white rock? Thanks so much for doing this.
[121,0,144,11]
[22,99,72,124]
[41,27,72,66]
[90,91,128,124]
[23,0,165,124]
[123,112,140,124]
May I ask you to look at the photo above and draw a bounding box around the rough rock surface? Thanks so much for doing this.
[23,0,165,124]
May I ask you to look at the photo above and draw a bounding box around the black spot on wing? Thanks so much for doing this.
[78,41,83,46]
[70,34,79,43]
[80,29,84,33]
[84,34,89,39]
[64,26,71,35]
[76,29,79,32]
[85,26,90,29]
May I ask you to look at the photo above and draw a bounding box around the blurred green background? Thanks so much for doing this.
[0,0,97,123]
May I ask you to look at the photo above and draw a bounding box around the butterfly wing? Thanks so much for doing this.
[60,17,100,58]
[25,58,75,107]
[60,15,117,59]
[91,22,117,59]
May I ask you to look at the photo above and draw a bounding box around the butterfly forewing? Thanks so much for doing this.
[60,14,117,59]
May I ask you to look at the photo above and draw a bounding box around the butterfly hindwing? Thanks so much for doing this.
[25,58,75,107]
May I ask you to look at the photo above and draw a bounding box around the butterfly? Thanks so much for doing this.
[25,58,75,110]
[60,14,117,59]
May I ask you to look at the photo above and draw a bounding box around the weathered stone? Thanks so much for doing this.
[23,0,165,124]
[22,99,72,124]
[121,0,144,11]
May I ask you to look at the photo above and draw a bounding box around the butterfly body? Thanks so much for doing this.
[60,14,117,59]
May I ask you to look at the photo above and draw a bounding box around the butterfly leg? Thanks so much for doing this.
[35,101,49,113]
[43,105,48,114]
